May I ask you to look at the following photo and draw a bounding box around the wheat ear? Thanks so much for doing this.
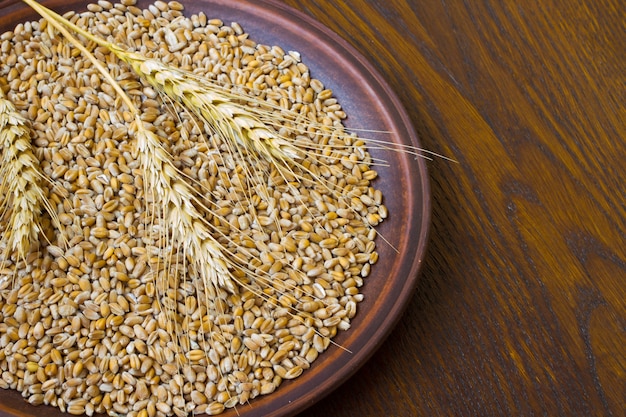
[135,122,236,292]
[0,88,55,261]
[131,55,304,160]
[20,0,301,162]
[21,0,369,362]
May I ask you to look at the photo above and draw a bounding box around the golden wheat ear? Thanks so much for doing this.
[20,0,306,164]
[133,120,239,290]
[0,88,63,264]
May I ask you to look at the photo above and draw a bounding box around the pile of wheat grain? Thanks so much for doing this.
[0,1,385,416]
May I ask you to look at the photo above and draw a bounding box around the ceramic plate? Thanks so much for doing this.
[0,1,430,416]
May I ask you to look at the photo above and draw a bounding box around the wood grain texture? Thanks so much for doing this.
[275,1,626,416]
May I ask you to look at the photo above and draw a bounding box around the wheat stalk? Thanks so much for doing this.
[20,1,430,253]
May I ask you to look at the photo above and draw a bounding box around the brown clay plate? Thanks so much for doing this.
[0,0,431,416]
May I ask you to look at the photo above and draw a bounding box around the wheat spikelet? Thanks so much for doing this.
[135,121,237,293]
[129,54,304,162]
[0,88,50,261]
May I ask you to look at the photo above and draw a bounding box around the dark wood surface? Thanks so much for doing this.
[277,1,626,416]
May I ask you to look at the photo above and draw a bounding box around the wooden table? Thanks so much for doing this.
[275,1,625,416]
